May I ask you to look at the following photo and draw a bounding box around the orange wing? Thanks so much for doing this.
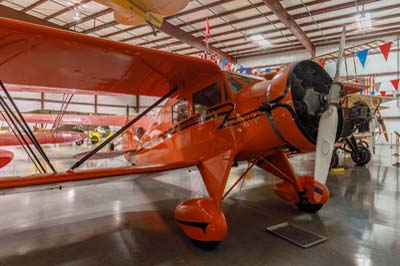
[0,18,220,96]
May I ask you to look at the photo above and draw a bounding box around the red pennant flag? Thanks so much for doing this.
[226,60,231,70]
[205,18,210,44]
[249,67,252,74]
[380,91,386,96]
[391,79,399,90]
[318,60,326,68]
[379,41,392,61]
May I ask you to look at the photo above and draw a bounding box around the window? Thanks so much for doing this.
[172,99,188,123]
[226,76,243,93]
[193,82,221,113]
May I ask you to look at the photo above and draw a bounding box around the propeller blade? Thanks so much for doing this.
[334,27,346,83]
[314,27,346,185]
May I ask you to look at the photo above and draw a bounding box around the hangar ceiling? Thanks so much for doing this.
[0,0,399,60]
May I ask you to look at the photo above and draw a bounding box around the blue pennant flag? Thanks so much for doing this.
[265,68,271,73]
[240,66,244,73]
[370,91,376,96]
[357,49,369,68]
[221,59,227,69]
[245,68,250,75]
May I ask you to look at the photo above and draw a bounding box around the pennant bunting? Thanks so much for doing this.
[245,68,250,75]
[391,79,399,90]
[379,41,392,61]
[221,58,227,69]
[370,91,376,96]
[380,91,386,96]
[226,60,231,70]
[205,18,210,44]
[240,66,244,74]
[318,60,326,68]
[249,67,253,74]
[357,49,369,67]
[265,68,271,73]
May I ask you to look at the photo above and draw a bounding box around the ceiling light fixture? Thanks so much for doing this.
[248,34,271,47]
[355,5,372,30]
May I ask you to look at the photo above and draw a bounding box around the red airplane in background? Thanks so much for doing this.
[0,18,354,249]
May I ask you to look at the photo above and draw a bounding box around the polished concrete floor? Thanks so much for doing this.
[0,144,398,266]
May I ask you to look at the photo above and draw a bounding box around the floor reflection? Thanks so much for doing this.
[0,144,397,265]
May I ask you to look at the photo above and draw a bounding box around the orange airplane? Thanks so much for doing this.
[0,18,349,249]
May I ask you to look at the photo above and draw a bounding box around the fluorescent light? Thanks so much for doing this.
[356,13,372,30]
[248,34,271,47]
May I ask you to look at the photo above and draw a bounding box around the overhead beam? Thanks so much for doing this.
[262,0,314,56]
[44,0,91,21]
[64,8,113,29]
[145,0,375,51]
[159,21,234,61]
[124,0,329,46]
[236,29,400,59]
[0,5,65,29]
[21,0,47,12]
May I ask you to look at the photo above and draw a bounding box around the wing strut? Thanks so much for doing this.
[0,81,57,173]
[70,86,178,170]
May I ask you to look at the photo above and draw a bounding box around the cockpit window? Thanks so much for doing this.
[226,76,243,93]
[192,82,221,113]
[172,99,188,124]
[231,73,257,84]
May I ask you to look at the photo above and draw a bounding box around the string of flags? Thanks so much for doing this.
[317,40,399,97]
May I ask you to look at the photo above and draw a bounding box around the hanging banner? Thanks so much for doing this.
[374,82,382,92]
[357,49,369,68]
[379,41,392,61]
[391,79,399,90]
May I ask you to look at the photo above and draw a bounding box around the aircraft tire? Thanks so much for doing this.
[296,198,323,213]
[190,239,220,250]
[330,150,339,168]
[351,145,371,166]
[109,142,115,151]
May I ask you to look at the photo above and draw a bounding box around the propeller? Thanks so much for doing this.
[314,27,346,185]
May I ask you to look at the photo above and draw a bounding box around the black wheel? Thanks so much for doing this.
[296,197,322,213]
[90,136,100,145]
[351,145,371,166]
[109,142,115,151]
[330,150,339,168]
[191,239,220,250]
[75,139,84,146]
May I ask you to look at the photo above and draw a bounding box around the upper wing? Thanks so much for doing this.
[2,113,152,127]
[343,93,394,108]
[0,18,221,96]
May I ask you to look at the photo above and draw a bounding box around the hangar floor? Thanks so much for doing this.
[0,144,398,266]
